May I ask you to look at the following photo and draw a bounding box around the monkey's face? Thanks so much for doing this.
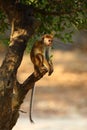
[44,37,53,46]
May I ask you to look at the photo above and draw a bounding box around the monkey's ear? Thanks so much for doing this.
[50,34,54,39]
[51,31,55,37]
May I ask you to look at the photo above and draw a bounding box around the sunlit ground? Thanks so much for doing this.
[13,115,87,130]
[0,46,87,130]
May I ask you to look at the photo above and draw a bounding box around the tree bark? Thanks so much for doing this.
[0,1,47,130]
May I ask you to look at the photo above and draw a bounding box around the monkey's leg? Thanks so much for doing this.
[43,58,51,74]
[34,54,47,76]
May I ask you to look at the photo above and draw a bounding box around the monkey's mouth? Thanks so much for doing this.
[47,44,51,46]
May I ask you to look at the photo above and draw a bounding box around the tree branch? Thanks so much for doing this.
[22,68,47,88]
[12,67,48,107]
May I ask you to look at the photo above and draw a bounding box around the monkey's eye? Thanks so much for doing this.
[48,39,52,42]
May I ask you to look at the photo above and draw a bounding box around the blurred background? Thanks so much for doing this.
[0,31,87,130]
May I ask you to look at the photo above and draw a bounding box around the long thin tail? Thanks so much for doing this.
[29,84,35,123]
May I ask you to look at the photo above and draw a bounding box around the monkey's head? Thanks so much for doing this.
[42,34,53,46]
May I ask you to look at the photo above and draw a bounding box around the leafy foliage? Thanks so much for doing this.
[0,10,8,33]
[0,10,9,45]
[26,0,87,43]
[0,0,87,44]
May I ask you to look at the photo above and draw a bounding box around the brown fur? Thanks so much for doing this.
[30,34,53,75]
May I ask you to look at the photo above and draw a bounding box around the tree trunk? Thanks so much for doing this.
[0,1,47,130]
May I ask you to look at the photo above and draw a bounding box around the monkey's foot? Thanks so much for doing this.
[34,66,48,78]
[41,66,48,71]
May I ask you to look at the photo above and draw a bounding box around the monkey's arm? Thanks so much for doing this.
[45,47,54,75]
[45,47,53,62]
[45,47,50,61]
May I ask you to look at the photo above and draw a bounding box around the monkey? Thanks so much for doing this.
[29,34,54,123]
[30,34,54,76]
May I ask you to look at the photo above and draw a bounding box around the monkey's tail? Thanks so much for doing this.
[29,84,35,123]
